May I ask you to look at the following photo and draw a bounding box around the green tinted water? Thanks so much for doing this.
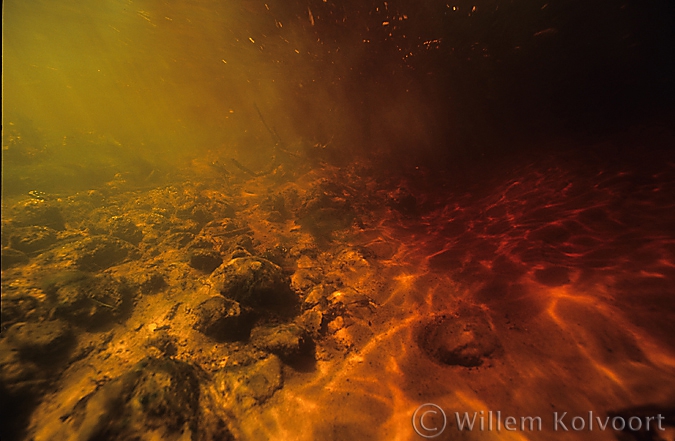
[3,0,327,195]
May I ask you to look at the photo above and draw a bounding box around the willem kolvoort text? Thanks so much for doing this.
[454,410,666,432]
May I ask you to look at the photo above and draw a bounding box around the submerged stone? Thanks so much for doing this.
[251,323,309,360]
[210,257,296,310]
[12,199,66,231]
[417,309,502,368]
[108,216,143,245]
[48,274,134,330]
[213,355,283,410]
[60,357,233,441]
[1,247,29,269]
[189,249,223,273]
[193,296,253,341]
[71,235,138,271]
[6,319,75,364]
[9,226,58,254]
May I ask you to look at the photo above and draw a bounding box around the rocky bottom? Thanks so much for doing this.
[2,139,675,441]
[1,157,404,440]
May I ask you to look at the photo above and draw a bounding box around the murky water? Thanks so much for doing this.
[2,1,675,440]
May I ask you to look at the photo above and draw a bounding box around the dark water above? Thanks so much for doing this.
[4,0,674,196]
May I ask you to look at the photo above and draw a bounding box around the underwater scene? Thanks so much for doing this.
[2,0,675,440]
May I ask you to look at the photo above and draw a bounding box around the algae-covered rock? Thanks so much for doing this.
[5,319,75,364]
[213,355,283,409]
[251,323,311,361]
[417,308,502,368]
[193,296,253,341]
[61,357,233,441]
[0,342,50,441]
[134,271,168,294]
[297,183,355,235]
[9,226,59,254]
[146,332,178,357]
[12,199,66,230]
[210,257,296,310]
[47,273,134,330]
[70,235,138,271]
[189,249,223,273]
[1,247,29,269]
[108,216,143,245]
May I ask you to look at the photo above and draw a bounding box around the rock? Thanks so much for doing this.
[303,285,327,308]
[213,355,283,409]
[290,269,321,294]
[213,201,236,220]
[210,257,296,310]
[296,183,355,241]
[296,308,324,337]
[201,219,249,238]
[70,235,138,271]
[262,194,289,223]
[6,319,74,364]
[251,324,308,360]
[233,235,254,252]
[187,236,216,250]
[9,226,58,253]
[363,239,398,259]
[260,244,291,268]
[60,357,232,441]
[0,342,49,441]
[176,203,214,225]
[0,288,43,327]
[164,231,194,248]
[327,287,371,307]
[39,269,89,293]
[1,247,29,269]
[196,219,252,256]
[328,248,373,290]
[108,216,143,245]
[147,332,178,357]
[1,220,10,247]
[193,296,253,341]
[417,309,502,367]
[138,271,167,294]
[49,274,133,330]
[327,316,345,334]
[189,250,223,273]
[12,199,66,230]
[0,344,44,393]
[170,219,202,235]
